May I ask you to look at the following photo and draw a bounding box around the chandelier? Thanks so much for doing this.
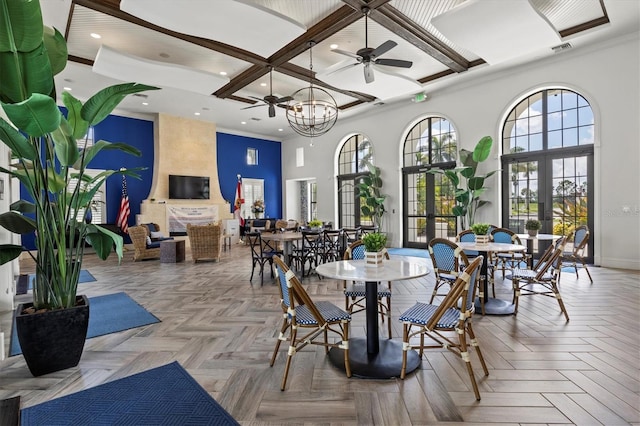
[286,41,338,138]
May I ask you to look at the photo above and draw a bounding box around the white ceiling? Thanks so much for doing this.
[40,0,639,140]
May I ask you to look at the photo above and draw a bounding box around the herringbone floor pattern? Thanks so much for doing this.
[1,242,638,425]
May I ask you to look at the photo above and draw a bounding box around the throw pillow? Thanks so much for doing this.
[150,231,164,239]
[146,236,152,246]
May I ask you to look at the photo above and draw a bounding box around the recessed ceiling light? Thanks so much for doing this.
[220,71,227,76]
[241,121,246,125]
[278,128,283,132]
[260,82,267,87]
[194,112,201,116]
[142,102,148,106]
[90,33,101,39]
[330,44,338,49]
[63,87,72,91]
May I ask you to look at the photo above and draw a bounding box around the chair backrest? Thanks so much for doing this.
[187,222,221,251]
[359,225,378,236]
[342,227,361,243]
[128,226,148,250]
[426,255,483,330]
[428,238,469,275]
[246,231,266,259]
[343,240,390,261]
[491,227,521,244]
[273,256,328,327]
[323,229,343,254]
[456,229,476,243]
[301,229,322,251]
[572,225,590,255]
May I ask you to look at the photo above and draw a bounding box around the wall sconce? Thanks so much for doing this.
[247,148,258,165]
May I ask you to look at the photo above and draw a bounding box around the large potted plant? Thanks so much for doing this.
[428,136,498,229]
[358,161,387,231]
[0,0,158,376]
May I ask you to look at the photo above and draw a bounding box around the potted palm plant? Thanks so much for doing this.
[361,232,387,268]
[0,0,158,376]
[358,161,387,232]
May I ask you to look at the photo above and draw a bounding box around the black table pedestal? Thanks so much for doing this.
[328,338,421,379]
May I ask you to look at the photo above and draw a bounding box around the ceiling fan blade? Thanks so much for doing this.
[248,96,265,102]
[268,104,275,118]
[325,61,360,77]
[331,48,362,60]
[240,104,265,110]
[364,63,375,84]
[275,95,293,103]
[375,58,413,68]
[370,40,397,59]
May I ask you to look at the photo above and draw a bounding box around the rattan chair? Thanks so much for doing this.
[561,225,593,283]
[342,240,393,338]
[186,223,222,263]
[428,238,469,303]
[490,227,530,279]
[128,225,161,261]
[270,256,351,390]
[399,256,488,400]
[509,237,569,321]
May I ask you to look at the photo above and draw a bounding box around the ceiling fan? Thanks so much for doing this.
[241,68,292,117]
[330,6,413,84]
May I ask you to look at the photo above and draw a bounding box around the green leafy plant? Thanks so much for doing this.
[358,161,387,231]
[362,232,387,252]
[0,0,159,310]
[308,219,323,228]
[470,223,490,235]
[428,136,498,229]
[525,219,541,230]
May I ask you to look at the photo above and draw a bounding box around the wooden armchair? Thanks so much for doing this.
[187,223,222,263]
[128,225,161,261]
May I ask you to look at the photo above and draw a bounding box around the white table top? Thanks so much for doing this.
[457,241,526,252]
[315,259,430,282]
[516,233,562,241]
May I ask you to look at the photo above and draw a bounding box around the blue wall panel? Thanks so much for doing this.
[216,133,282,220]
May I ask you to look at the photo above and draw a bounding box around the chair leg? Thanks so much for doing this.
[270,319,289,367]
[281,326,298,391]
[581,259,593,283]
[400,323,409,379]
[512,278,520,315]
[458,327,482,401]
[552,283,570,321]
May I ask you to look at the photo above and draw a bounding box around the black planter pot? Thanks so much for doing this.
[15,295,90,377]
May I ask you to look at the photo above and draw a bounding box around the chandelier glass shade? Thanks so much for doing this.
[286,41,338,138]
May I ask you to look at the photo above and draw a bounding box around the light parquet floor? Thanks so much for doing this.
[1,242,638,425]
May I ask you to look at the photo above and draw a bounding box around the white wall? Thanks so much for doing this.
[281,33,640,270]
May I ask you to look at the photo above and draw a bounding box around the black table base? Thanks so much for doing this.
[475,297,515,315]
[328,337,421,379]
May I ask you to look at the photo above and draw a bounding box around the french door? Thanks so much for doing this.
[403,167,457,247]
[501,146,593,261]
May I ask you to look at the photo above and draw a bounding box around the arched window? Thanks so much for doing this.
[401,117,458,247]
[501,88,594,261]
[337,134,373,228]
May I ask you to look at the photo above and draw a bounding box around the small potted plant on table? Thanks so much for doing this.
[471,223,491,244]
[308,219,323,231]
[362,232,387,267]
[525,219,541,236]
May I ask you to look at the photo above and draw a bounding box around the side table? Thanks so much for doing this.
[160,239,185,263]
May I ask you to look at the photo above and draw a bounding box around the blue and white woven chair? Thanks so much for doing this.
[561,225,593,283]
[342,240,393,338]
[270,256,351,390]
[398,256,488,400]
[428,238,469,303]
[509,237,569,322]
[490,227,530,280]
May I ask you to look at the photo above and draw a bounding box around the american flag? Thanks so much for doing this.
[116,175,131,233]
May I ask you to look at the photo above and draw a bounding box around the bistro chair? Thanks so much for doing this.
[342,227,361,245]
[342,240,393,338]
[509,237,569,321]
[290,229,322,277]
[359,225,379,237]
[321,229,344,263]
[270,256,351,390]
[490,227,530,279]
[246,231,280,286]
[456,229,480,258]
[561,225,593,283]
[398,256,488,400]
[428,238,470,303]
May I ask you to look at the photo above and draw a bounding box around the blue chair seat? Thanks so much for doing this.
[344,282,391,298]
[146,241,161,249]
[294,301,351,325]
[398,302,460,328]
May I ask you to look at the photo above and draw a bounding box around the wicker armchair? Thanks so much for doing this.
[129,225,161,261]
[187,223,222,263]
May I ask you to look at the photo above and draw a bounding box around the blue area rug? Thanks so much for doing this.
[387,247,429,259]
[10,292,160,357]
[20,361,239,425]
[27,270,96,290]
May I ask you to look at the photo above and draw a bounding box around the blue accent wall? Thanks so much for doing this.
[216,132,282,220]
[21,110,154,250]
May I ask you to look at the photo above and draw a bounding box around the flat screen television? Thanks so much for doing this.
[168,175,210,199]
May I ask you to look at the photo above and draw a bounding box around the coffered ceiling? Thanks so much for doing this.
[41,0,638,139]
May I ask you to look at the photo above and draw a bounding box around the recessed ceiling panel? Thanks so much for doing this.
[432,0,560,64]
[120,0,307,58]
[93,45,230,95]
